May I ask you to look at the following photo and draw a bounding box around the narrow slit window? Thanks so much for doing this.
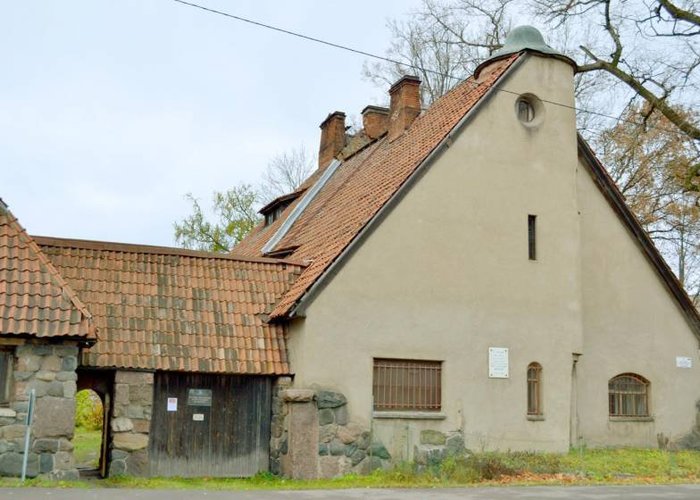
[528,215,537,261]
[527,362,542,416]
[0,349,12,405]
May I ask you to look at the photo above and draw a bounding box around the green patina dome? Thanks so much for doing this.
[491,25,561,58]
[474,25,574,77]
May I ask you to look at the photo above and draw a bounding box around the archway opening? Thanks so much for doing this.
[74,388,104,469]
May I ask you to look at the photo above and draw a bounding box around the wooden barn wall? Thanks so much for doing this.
[149,372,272,477]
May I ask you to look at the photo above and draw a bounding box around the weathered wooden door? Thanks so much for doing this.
[149,372,272,477]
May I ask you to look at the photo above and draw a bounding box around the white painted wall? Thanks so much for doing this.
[288,54,582,458]
[576,158,700,447]
[286,52,700,460]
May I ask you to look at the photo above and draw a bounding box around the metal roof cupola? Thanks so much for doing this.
[492,25,561,58]
[474,25,575,77]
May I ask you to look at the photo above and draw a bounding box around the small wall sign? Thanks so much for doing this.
[489,347,509,378]
[187,388,212,407]
[167,397,177,412]
[676,356,693,368]
[192,413,205,421]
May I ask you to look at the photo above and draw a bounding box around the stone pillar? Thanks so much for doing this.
[269,376,291,475]
[275,387,391,479]
[0,343,79,480]
[108,370,153,476]
[280,389,318,479]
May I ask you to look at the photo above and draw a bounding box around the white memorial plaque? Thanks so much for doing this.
[489,347,509,378]
[167,397,177,412]
[676,356,693,368]
[193,413,205,421]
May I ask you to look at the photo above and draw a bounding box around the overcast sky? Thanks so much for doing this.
[3,0,520,246]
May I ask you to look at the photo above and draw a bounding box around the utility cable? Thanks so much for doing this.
[169,0,697,140]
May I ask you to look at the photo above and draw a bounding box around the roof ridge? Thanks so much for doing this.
[34,235,306,268]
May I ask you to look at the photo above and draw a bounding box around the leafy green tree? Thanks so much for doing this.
[174,147,314,252]
[174,185,260,252]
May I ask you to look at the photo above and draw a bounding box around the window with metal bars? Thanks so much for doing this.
[527,362,542,416]
[0,349,12,406]
[528,215,537,260]
[373,358,441,412]
[608,373,649,417]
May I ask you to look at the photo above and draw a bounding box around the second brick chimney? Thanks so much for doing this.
[318,111,346,169]
[362,105,389,140]
[388,75,421,141]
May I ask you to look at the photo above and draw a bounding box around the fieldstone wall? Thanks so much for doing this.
[272,387,391,479]
[673,399,700,450]
[108,370,153,476]
[414,429,466,467]
[0,343,79,480]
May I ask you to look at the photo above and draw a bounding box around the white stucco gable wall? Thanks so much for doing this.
[287,53,583,458]
[576,155,700,447]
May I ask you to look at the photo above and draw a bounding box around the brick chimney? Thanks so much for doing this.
[388,75,421,141]
[361,105,389,140]
[318,111,346,169]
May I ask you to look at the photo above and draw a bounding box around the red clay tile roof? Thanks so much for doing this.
[232,55,520,318]
[35,237,305,374]
[0,205,96,341]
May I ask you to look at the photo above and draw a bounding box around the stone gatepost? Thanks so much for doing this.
[108,370,153,476]
[0,343,79,479]
[280,389,318,479]
[275,387,392,479]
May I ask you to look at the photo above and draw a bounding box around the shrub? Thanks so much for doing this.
[75,390,103,431]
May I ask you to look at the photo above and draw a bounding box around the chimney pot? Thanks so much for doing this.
[388,75,421,141]
[318,111,346,169]
[361,105,389,140]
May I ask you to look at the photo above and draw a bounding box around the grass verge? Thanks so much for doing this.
[72,427,102,469]
[0,448,698,489]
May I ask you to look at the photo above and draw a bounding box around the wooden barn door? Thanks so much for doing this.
[149,372,272,477]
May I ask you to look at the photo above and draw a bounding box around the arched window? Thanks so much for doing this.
[608,373,649,417]
[527,362,542,416]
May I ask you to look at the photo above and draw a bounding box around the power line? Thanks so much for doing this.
[170,0,461,82]
[169,0,696,140]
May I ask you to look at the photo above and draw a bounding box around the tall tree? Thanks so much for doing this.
[364,0,513,105]
[173,147,314,252]
[174,185,260,252]
[535,0,700,141]
[259,146,315,204]
[367,0,699,141]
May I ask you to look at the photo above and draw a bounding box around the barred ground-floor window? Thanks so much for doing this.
[373,358,441,412]
[609,373,649,417]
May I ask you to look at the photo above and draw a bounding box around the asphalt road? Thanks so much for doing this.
[2,485,700,499]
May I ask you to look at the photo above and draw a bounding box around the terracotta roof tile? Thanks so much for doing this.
[0,205,96,340]
[36,237,304,375]
[232,56,519,318]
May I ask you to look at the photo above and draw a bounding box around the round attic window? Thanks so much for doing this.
[515,93,544,128]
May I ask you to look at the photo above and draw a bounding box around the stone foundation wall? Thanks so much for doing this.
[108,370,153,476]
[272,387,391,479]
[670,399,700,450]
[0,343,79,479]
[413,429,466,467]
